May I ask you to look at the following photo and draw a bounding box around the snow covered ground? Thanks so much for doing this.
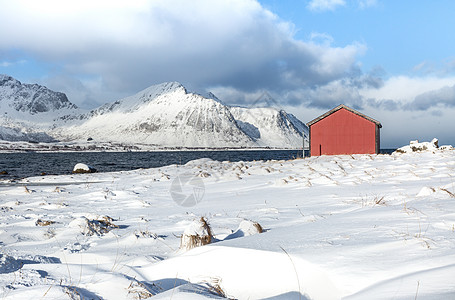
[1,148,454,299]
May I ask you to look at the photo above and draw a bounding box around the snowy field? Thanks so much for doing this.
[1,148,455,299]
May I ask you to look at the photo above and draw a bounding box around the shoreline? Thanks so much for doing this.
[0,140,308,153]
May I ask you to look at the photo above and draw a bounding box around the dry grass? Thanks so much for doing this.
[127,279,161,299]
[35,219,55,226]
[206,278,229,298]
[373,196,386,206]
[440,188,455,198]
[252,221,263,233]
[82,216,119,236]
[355,194,387,207]
[24,186,35,194]
[180,217,213,250]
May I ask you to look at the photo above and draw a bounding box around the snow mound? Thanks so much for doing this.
[394,138,453,154]
[180,217,213,250]
[226,220,263,239]
[417,186,436,197]
[142,246,340,299]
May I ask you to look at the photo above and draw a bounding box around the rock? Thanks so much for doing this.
[72,163,97,174]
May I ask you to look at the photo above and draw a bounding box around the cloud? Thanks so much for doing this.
[307,0,346,11]
[0,61,12,67]
[405,85,455,111]
[0,0,365,107]
[2,0,452,119]
[358,76,455,111]
[358,0,378,9]
[0,59,26,68]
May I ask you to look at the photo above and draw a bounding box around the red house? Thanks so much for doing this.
[307,104,382,156]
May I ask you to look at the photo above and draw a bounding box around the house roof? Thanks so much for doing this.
[307,104,382,128]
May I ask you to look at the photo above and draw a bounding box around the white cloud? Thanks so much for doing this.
[0,59,26,68]
[0,61,12,67]
[307,0,346,11]
[358,0,378,9]
[359,76,455,103]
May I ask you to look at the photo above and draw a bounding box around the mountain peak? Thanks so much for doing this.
[0,74,20,87]
[138,81,187,99]
[0,74,78,115]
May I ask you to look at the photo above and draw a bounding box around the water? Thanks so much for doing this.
[0,149,395,179]
[0,150,307,179]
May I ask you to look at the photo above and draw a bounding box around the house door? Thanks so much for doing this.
[319,144,321,156]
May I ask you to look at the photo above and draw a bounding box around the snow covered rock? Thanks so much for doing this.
[394,138,453,154]
[72,163,97,174]
[180,217,213,250]
[440,145,454,151]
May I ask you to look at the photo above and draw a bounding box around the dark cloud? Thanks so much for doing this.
[365,98,400,111]
[404,85,455,111]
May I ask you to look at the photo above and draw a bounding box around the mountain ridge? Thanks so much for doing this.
[0,75,308,149]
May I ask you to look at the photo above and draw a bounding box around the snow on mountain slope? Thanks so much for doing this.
[0,75,308,148]
[54,82,256,147]
[230,106,308,148]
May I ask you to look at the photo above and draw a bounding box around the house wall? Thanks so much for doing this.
[310,108,377,156]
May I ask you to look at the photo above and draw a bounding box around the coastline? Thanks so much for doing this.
[0,140,308,153]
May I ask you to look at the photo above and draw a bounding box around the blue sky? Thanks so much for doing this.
[1,0,455,147]
[260,0,455,75]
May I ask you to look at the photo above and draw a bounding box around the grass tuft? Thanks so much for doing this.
[180,217,213,250]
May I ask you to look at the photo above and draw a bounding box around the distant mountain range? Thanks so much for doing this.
[0,74,308,149]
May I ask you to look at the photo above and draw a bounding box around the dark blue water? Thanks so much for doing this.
[0,150,306,179]
[0,149,395,179]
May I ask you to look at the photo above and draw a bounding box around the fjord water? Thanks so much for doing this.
[0,150,306,179]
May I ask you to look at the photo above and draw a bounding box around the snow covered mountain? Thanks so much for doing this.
[230,107,308,148]
[0,75,308,148]
[0,75,80,142]
[0,75,77,119]
[53,82,256,147]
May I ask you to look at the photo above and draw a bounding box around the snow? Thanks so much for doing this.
[1,149,455,299]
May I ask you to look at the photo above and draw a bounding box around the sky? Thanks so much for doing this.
[1,0,455,148]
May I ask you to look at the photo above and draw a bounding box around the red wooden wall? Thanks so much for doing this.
[310,108,377,156]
